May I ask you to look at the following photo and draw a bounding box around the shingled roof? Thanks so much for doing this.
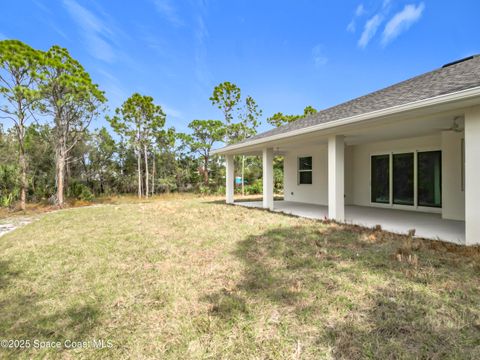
[240,55,480,144]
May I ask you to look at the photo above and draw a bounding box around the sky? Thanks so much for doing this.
[1,0,479,135]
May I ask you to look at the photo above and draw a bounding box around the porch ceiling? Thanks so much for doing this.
[236,201,466,244]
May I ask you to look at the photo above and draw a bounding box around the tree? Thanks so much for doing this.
[180,120,226,185]
[267,106,317,127]
[210,81,241,126]
[24,124,55,200]
[152,127,176,195]
[0,40,42,210]
[38,45,106,206]
[108,93,165,198]
[238,95,262,195]
[210,81,262,195]
[87,127,116,194]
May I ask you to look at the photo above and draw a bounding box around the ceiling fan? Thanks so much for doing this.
[442,116,464,132]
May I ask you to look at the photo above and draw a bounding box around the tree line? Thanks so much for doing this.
[0,39,316,210]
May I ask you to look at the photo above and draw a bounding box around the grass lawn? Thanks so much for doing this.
[0,196,479,359]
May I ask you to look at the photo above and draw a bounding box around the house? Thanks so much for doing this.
[212,55,480,246]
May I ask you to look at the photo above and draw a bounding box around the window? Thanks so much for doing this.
[298,156,312,184]
[371,155,390,203]
[393,153,414,206]
[418,151,442,207]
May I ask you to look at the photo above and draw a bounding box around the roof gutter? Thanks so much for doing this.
[212,86,480,155]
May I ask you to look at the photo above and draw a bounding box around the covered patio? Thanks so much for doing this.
[236,200,466,244]
[213,57,480,246]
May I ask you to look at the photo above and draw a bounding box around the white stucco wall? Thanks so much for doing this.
[464,106,480,245]
[283,133,465,222]
[283,144,329,205]
[441,131,465,221]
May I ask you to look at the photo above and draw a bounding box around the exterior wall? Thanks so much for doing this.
[283,144,329,205]
[441,131,465,220]
[464,106,480,245]
[351,134,441,209]
[344,146,354,205]
[283,133,466,222]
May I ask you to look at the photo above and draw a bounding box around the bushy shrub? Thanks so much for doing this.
[157,177,178,193]
[274,167,284,192]
[68,182,94,201]
[214,185,226,195]
[244,179,262,195]
[0,164,19,208]
[198,185,212,195]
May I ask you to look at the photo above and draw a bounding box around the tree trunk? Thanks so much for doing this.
[18,144,27,211]
[144,144,149,198]
[137,148,142,198]
[151,152,155,196]
[15,101,27,211]
[203,155,209,185]
[64,159,70,197]
[56,149,66,207]
[241,155,245,197]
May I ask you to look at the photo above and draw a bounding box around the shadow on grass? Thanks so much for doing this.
[205,223,480,358]
[206,195,284,205]
[0,260,20,290]
[0,260,101,356]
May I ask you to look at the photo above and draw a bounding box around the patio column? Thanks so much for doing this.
[262,148,274,210]
[328,135,345,221]
[225,154,234,204]
[464,106,480,245]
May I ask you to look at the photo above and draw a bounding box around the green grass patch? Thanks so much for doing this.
[0,197,479,359]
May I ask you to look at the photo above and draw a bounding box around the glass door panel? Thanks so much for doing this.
[371,155,390,204]
[418,151,442,207]
[393,153,414,206]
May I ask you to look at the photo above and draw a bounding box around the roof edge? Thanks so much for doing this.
[212,85,480,155]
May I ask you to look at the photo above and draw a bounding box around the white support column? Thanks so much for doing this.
[262,148,274,210]
[464,106,480,245]
[441,130,465,221]
[328,135,345,221]
[225,155,234,204]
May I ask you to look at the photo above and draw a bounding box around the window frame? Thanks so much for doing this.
[297,156,313,185]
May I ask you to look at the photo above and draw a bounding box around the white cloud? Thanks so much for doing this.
[358,14,383,48]
[95,69,128,107]
[162,104,183,119]
[33,0,52,14]
[193,6,211,90]
[153,0,183,27]
[382,0,392,9]
[347,3,366,33]
[347,20,356,33]
[312,44,328,67]
[382,3,425,45]
[355,4,366,16]
[63,0,116,62]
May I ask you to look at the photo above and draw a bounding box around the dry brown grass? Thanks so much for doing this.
[0,196,479,359]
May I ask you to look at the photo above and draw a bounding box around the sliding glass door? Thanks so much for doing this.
[418,151,442,207]
[371,151,442,208]
[393,153,414,206]
[371,155,390,204]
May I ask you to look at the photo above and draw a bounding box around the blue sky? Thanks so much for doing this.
[1,0,479,134]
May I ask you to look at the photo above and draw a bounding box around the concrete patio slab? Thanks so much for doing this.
[236,200,465,244]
